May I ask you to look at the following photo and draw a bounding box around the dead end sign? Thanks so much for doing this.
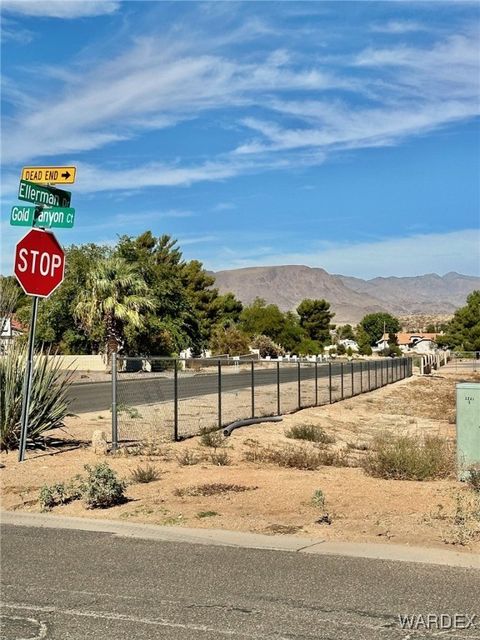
[14,228,65,297]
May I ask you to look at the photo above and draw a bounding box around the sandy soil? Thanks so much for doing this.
[1,371,479,552]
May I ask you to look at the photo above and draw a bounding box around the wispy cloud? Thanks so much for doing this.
[204,229,480,279]
[371,20,427,34]
[1,1,120,19]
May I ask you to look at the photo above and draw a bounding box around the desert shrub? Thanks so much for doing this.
[246,443,345,470]
[119,441,172,459]
[114,404,142,419]
[311,488,332,524]
[312,489,325,509]
[176,449,203,466]
[174,483,256,497]
[467,466,480,493]
[197,511,219,518]
[210,450,231,466]
[39,479,81,511]
[443,491,480,546]
[364,434,455,480]
[250,334,285,358]
[39,483,68,511]
[200,427,225,448]
[130,464,160,484]
[0,342,74,451]
[285,424,335,444]
[80,462,127,508]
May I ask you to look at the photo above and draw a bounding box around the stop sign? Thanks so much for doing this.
[14,228,65,297]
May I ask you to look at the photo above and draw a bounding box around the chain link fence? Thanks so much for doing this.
[109,355,412,446]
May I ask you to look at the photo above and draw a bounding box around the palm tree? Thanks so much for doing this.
[75,256,155,359]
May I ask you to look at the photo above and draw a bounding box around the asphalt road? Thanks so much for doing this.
[68,360,395,414]
[1,523,478,640]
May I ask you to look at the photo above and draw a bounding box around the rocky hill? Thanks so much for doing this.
[212,266,479,324]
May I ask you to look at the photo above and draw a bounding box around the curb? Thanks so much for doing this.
[1,511,479,569]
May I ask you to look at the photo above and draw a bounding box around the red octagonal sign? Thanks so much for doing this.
[14,228,65,297]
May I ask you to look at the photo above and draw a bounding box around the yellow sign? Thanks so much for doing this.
[21,166,77,185]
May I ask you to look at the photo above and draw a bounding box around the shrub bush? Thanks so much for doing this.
[363,434,455,480]
[174,483,255,497]
[80,462,127,508]
[244,443,345,470]
[210,450,231,466]
[200,427,225,448]
[176,449,203,466]
[285,424,335,444]
[130,464,160,484]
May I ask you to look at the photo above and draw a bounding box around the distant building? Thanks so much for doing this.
[0,316,25,354]
[375,332,439,354]
[338,339,359,352]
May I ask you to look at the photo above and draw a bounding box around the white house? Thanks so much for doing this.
[375,332,439,354]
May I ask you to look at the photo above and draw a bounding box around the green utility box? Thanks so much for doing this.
[456,382,480,480]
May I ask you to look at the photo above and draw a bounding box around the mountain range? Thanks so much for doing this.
[212,266,480,324]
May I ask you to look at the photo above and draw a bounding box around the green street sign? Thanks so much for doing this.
[18,179,71,208]
[10,205,75,229]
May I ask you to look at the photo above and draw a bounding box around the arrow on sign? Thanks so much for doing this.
[61,171,71,180]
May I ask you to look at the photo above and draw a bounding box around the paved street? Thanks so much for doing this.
[1,522,478,639]
[68,360,395,414]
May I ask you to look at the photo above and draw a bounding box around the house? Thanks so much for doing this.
[375,332,439,354]
[338,339,359,352]
[0,316,25,354]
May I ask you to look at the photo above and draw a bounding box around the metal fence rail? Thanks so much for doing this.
[111,356,412,445]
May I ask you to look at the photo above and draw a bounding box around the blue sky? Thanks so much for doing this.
[1,0,479,278]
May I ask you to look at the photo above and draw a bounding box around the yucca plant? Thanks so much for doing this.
[0,341,75,451]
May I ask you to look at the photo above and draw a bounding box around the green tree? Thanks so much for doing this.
[277,311,306,353]
[117,232,200,355]
[75,256,155,358]
[359,312,401,347]
[336,343,346,356]
[337,324,355,340]
[240,298,286,341]
[296,338,322,356]
[209,325,250,356]
[296,299,334,345]
[437,291,480,351]
[355,325,373,356]
[182,260,243,349]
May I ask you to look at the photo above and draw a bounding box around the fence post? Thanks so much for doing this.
[329,362,332,404]
[367,361,371,391]
[375,360,378,388]
[277,361,281,415]
[351,361,354,396]
[251,360,255,418]
[315,360,318,405]
[340,362,344,400]
[218,360,222,428]
[360,361,363,393]
[297,361,301,409]
[111,352,118,452]
[173,360,179,442]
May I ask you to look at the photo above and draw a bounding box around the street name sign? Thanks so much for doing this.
[10,205,75,229]
[21,166,76,184]
[18,179,71,208]
[14,228,65,297]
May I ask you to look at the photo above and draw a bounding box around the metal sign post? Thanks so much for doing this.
[18,296,39,462]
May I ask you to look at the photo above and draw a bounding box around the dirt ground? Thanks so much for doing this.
[1,369,479,553]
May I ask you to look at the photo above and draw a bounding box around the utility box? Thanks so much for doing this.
[456,382,480,480]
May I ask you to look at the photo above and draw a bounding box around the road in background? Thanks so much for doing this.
[1,523,478,640]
